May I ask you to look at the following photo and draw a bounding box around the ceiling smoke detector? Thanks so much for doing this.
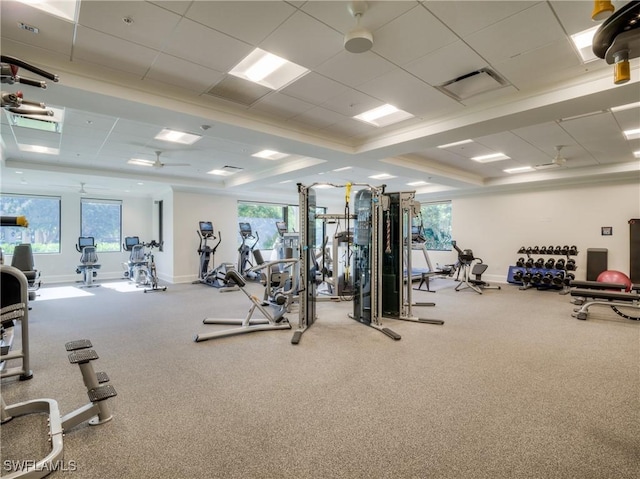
[344,1,373,54]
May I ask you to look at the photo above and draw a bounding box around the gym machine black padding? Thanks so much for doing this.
[631,219,640,283]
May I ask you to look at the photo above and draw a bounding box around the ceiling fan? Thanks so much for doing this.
[128,151,190,169]
[535,146,568,170]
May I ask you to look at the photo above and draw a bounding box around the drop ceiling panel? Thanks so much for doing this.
[464,3,565,65]
[249,92,315,120]
[145,54,225,93]
[372,5,458,66]
[474,131,545,163]
[559,113,624,144]
[424,1,538,38]
[404,41,487,86]
[511,122,579,154]
[316,50,397,88]
[357,69,461,117]
[73,26,159,76]
[162,18,253,72]
[548,0,600,36]
[185,1,297,46]
[290,106,347,130]
[280,73,350,106]
[612,107,640,130]
[0,2,75,56]
[321,118,375,139]
[320,88,383,117]
[259,11,344,69]
[78,1,182,51]
[149,1,192,16]
[63,110,118,130]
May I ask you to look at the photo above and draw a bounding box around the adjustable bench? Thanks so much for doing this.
[570,283,639,321]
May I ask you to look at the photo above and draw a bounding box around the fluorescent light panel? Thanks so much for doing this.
[407,181,429,186]
[471,153,510,163]
[623,128,640,140]
[9,106,65,133]
[611,102,640,112]
[437,139,473,149]
[369,173,397,180]
[504,166,535,174]
[570,26,599,63]
[18,144,59,155]
[207,169,233,176]
[252,149,289,160]
[155,128,201,145]
[229,48,309,90]
[18,0,79,22]
[333,166,352,172]
[128,158,154,167]
[354,104,414,127]
[634,151,640,158]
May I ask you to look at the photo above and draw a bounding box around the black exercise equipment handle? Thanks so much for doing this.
[1,55,59,83]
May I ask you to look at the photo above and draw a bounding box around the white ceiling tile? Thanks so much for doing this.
[149,1,192,16]
[250,92,315,120]
[185,1,297,46]
[73,26,159,76]
[465,2,566,65]
[511,122,578,155]
[162,18,253,72]
[146,54,225,93]
[1,1,75,56]
[405,41,487,86]
[259,11,344,69]
[321,118,375,139]
[357,69,461,117]
[424,1,538,37]
[316,50,397,88]
[372,5,458,66]
[548,1,599,36]
[320,88,383,117]
[289,106,347,130]
[280,73,350,106]
[78,1,182,51]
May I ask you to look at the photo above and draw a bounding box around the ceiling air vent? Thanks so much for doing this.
[436,68,509,101]
[205,75,271,107]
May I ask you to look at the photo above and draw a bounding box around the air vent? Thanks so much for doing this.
[436,68,509,101]
[205,75,271,106]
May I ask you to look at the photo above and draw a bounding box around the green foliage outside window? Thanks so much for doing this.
[0,194,61,254]
[81,199,122,252]
[420,201,452,251]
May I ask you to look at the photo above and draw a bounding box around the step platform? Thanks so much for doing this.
[87,384,117,402]
[65,339,93,351]
[68,349,99,364]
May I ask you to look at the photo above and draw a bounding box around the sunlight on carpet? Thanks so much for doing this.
[35,286,94,301]
[100,281,144,293]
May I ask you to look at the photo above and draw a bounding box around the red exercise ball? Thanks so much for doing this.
[596,270,632,292]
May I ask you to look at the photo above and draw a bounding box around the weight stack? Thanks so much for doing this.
[586,248,608,281]
[630,219,640,283]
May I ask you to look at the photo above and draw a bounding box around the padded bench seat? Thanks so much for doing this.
[570,288,640,302]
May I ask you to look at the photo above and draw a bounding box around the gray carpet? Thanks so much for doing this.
[1,277,638,478]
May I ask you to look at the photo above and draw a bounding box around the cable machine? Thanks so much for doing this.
[292,184,443,345]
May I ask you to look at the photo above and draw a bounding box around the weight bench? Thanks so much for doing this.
[570,283,640,321]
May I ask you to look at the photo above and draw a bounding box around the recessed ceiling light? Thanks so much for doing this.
[252,149,289,160]
[623,128,640,140]
[17,0,79,22]
[155,128,201,145]
[279,180,292,184]
[9,106,65,133]
[137,182,144,186]
[128,158,155,167]
[634,150,640,158]
[611,102,640,112]
[571,26,599,63]
[369,173,397,180]
[207,166,243,176]
[470,153,511,163]
[407,181,429,186]
[15,171,23,174]
[18,144,60,155]
[354,104,414,127]
[229,48,309,90]
[504,166,535,174]
[333,166,352,172]
[437,139,474,149]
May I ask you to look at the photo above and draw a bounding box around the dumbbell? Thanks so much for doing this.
[541,272,554,285]
[554,245,562,255]
[516,257,526,267]
[534,258,545,268]
[555,258,565,270]
[532,246,540,254]
[561,245,570,255]
[518,246,526,254]
[568,245,578,255]
[530,272,543,284]
[526,247,533,254]
[544,258,555,269]
[525,258,535,268]
[547,245,555,255]
[512,270,525,282]
[539,246,547,254]
[551,271,565,286]
[565,259,576,271]
[522,272,532,283]
[563,272,575,286]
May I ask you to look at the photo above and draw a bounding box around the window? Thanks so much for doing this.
[81,198,122,252]
[419,201,452,251]
[0,194,61,254]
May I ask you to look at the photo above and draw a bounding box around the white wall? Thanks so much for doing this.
[450,179,640,283]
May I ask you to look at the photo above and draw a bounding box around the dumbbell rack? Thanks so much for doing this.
[508,246,578,293]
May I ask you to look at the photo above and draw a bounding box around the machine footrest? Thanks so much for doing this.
[65,339,93,351]
[96,371,110,383]
[68,349,99,364]
[87,384,117,402]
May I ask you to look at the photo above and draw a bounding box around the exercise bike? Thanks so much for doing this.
[192,221,237,291]
[122,237,166,292]
[451,240,500,294]
[75,237,101,288]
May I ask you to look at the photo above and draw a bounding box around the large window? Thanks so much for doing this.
[420,201,452,251]
[81,198,122,252]
[0,194,61,254]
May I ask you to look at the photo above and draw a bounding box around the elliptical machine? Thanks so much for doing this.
[193,221,237,291]
[237,222,261,280]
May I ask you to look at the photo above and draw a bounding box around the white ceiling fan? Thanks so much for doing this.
[128,150,190,169]
[535,146,568,170]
